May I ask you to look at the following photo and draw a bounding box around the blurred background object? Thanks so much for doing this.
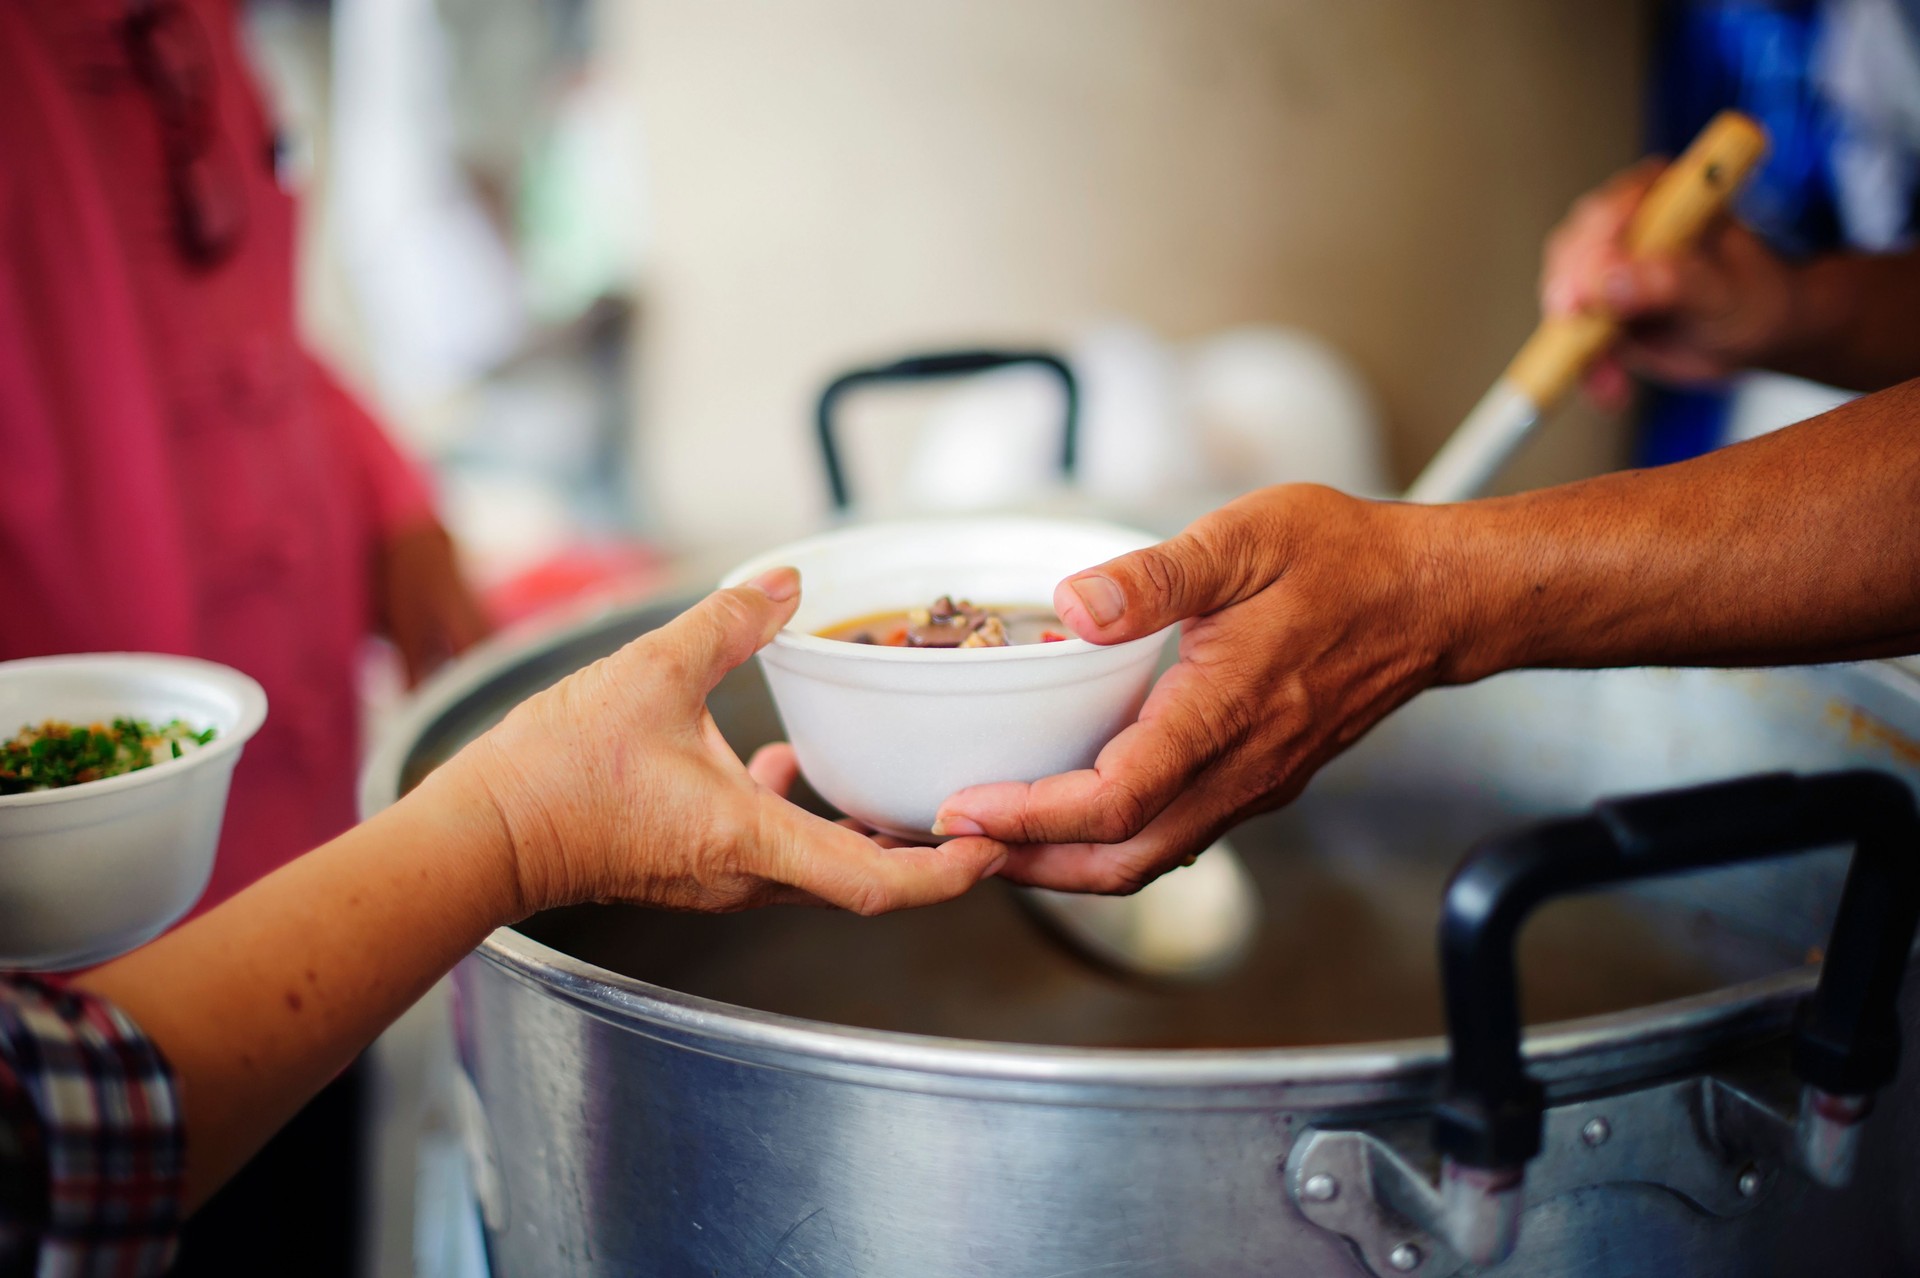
[256,0,1652,578]
[250,0,655,632]
[881,322,1389,526]
[1638,0,1920,462]
[1182,325,1390,496]
[626,1,1647,545]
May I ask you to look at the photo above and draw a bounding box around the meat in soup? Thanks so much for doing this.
[819,596,1067,648]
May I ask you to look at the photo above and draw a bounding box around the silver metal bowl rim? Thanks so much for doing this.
[365,590,1825,1099]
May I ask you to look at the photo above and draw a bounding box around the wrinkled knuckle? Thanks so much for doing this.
[707,588,760,637]
[639,633,697,689]
[1213,683,1261,747]
[705,875,759,913]
[1272,680,1317,732]
[1131,546,1189,609]
[1095,782,1152,843]
[1221,492,1304,585]
[847,880,895,917]
[1092,861,1150,896]
[711,813,759,874]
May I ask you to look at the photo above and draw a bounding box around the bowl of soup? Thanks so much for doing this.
[720,518,1170,839]
[0,653,267,969]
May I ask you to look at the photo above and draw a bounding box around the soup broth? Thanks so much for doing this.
[819,596,1066,648]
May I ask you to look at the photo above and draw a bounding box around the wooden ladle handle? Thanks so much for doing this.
[1504,110,1771,409]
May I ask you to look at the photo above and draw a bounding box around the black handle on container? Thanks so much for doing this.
[1434,769,1920,1172]
[814,348,1079,511]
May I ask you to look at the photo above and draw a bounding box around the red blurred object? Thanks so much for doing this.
[1,0,437,919]
[483,542,669,626]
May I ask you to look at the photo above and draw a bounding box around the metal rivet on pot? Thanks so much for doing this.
[1388,1242,1422,1271]
[1581,1117,1611,1147]
[1301,1173,1339,1202]
[1738,1166,1763,1198]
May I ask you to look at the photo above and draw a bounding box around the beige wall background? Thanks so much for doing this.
[619,0,1649,545]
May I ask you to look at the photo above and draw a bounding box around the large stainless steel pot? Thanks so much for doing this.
[363,596,1920,1277]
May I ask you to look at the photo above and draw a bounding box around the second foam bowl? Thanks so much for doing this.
[720,517,1170,839]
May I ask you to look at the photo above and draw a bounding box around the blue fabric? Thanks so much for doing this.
[1640,0,1848,465]
[1652,1,1842,253]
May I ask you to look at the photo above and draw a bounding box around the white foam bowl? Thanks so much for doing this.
[721,518,1170,839]
[0,654,267,970]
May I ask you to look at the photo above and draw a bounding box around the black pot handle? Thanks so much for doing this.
[815,348,1080,511]
[1432,770,1920,1265]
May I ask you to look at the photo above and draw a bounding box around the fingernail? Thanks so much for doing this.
[985,854,1008,878]
[932,812,984,838]
[1068,575,1125,627]
[746,566,799,602]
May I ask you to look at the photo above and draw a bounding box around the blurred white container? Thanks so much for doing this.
[1075,323,1205,504]
[0,655,267,970]
[899,322,1388,520]
[898,365,1069,513]
[1723,369,1857,446]
[896,324,1203,513]
[721,518,1168,839]
[1183,325,1390,497]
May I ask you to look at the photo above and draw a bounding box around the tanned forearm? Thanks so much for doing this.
[1774,250,1920,392]
[75,767,517,1209]
[1445,377,1920,681]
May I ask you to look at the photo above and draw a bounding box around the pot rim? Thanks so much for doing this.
[468,922,1815,1102]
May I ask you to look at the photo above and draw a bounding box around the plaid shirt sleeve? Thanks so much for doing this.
[0,977,182,1278]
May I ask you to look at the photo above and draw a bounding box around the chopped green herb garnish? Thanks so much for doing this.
[0,718,215,795]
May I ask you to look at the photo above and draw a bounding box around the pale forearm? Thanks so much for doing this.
[75,766,516,1208]
[1773,250,1920,392]
[1443,378,1920,681]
